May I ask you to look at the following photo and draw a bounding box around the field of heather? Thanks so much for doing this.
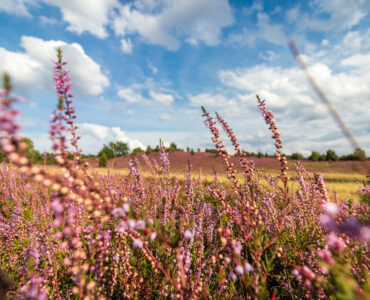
[0,50,369,300]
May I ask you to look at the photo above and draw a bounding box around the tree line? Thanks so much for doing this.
[0,137,367,167]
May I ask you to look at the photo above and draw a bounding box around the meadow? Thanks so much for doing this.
[0,49,369,299]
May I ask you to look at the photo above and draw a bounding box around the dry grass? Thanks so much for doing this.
[50,164,365,203]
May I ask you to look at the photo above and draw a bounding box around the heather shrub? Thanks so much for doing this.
[0,50,369,299]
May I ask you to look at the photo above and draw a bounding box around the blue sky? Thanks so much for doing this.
[0,0,369,156]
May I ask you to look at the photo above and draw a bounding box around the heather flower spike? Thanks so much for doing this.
[0,47,369,300]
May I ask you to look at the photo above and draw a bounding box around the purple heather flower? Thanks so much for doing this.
[184,230,193,240]
[322,202,338,216]
[133,239,143,249]
[244,262,253,273]
[325,233,346,251]
[228,272,237,281]
[135,220,146,230]
[235,265,244,275]
[112,207,126,217]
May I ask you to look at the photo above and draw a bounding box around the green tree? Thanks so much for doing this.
[309,151,321,161]
[109,141,129,157]
[99,152,108,167]
[291,152,304,160]
[145,146,153,155]
[326,149,339,162]
[354,148,367,161]
[22,137,42,163]
[131,147,143,156]
[98,145,114,159]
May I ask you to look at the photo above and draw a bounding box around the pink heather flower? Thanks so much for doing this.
[360,226,370,242]
[233,241,242,255]
[112,207,126,217]
[244,262,253,273]
[317,249,334,265]
[132,239,143,249]
[135,220,146,230]
[235,265,244,275]
[224,257,231,264]
[320,214,337,231]
[184,230,193,240]
[123,203,130,213]
[322,202,338,216]
[325,233,346,251]
[128,219,136,229]
[117,220,128,233]
[228,272,237,281]
[150,232,157,241]
[360,186,370,194]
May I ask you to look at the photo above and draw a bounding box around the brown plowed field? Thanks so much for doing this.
[87,151,370,175]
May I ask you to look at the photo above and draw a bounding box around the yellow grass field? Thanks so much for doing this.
[44,164,367,203]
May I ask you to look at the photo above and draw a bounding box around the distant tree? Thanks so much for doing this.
[340,148,367,161]
[131,147,143,156]
[99,152,108,167]
[309,151,321,161]
[197,148,201,152]
[109,141,129,156]
[326,149,339,162]
[145,146,153,155]
[98,145,114,159]
[257,152,263,158]
[205,148,217,154]
[355,148,367,161]
[186,147,190,152]
[290,152,304,160]
[22,137,42,163]
[190,149,195,155]
[154,145,160,152]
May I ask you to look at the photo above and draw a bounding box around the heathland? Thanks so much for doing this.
[0,50,369,299]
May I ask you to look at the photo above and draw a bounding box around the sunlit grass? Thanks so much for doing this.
[42,164,365,203]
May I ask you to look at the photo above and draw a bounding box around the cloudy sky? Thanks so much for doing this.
[0,0,369,156]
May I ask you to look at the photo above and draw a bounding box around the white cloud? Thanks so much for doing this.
[189,93,232,108]
[1,0,118,38]
[111,0,234,50]
[158,113,172,121]
[259,50,276,61]
[42,0,118,38]
[148,62,158,74]
[79,123,145,153]
[0,36,109,97]
[117,87,147,103]
[149,90,174,104]
[0,0,35,17]
[227,11,286,46]
[216,58,370,153]
[39,15,59,25]
[120,38,133,53]
[294,0,369,32]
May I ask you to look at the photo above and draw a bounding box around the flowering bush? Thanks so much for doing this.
[0,49,369,299]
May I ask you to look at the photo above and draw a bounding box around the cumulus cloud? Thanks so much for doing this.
[227,11,286,47]
[111,0,234,50]
[216,57,370,154]
[0,0,35,17]
[42,0,118,38]
[293,0,369,32]
[189,93,232,108]
[79,123,146,153]
[120,38,133,53]
[0,36,109,96]
[117,81,176,105]
[149,90,174,104]
[117,87,147,103]
[158,113,172,121]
